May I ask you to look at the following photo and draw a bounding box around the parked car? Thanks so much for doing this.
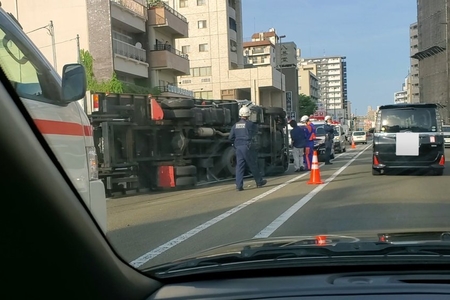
[333,125,347,153]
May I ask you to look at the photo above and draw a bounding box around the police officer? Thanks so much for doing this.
[289,119,307,172]
[324,115,335,165]
[302,115,316,170]
[229,106,267,191]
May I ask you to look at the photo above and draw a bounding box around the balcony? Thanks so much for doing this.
[113,38,149,78]
[158,84,194,98]
[148,2,188,38]
[111,0,147,33]
[149,44,190,75]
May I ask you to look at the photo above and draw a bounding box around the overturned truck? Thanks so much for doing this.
[88,93,288,196]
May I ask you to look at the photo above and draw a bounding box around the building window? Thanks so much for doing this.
[197,0,206,5]
[181,45,190,54]
[182,80,191,84]
[199,43,209,52]
[195,91,213,99]
[252,47,265,54]
[229,17,237,31]
[229,39,237,52]
[179,0,188,7]
[190,66,211,77]
[198,20,207,29]
[228,0,236,9]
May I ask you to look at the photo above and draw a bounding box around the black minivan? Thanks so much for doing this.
[372,103,445,175]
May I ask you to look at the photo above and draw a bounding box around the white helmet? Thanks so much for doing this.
[300,115,309,122]
[325,115,332,121]
[239,106,251,117]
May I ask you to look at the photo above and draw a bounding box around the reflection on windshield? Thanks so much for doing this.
[380,108,437,133]
[353,132,365,136]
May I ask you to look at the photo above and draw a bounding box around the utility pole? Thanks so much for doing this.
[278,34,286,109]
[76,34,81,63]
[49,21,57,71]
[26,21,57,70]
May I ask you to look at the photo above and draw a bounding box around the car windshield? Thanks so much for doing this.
[4,0,450,281]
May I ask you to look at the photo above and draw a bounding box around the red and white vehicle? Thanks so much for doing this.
[0,7,106,232]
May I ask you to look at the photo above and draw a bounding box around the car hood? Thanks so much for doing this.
[172,231,450,262]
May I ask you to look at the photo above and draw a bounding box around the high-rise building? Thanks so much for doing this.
[409,22,420,103]
[174,0,285,108]
[299,56,348,121]
[414,0,450,121]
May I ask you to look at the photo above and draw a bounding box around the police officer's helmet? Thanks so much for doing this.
[239,106,251,117]
[325,115,332,121]
[300,115,309,122]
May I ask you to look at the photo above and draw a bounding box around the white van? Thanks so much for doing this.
[0,8,107,232]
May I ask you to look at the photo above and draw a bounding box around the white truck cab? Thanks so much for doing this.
[0,7,107,232]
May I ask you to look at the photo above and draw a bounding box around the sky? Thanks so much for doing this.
[242,0,418,115]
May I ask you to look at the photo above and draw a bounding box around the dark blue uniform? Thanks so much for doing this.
[324,123,335,164]
[229,118,264,190]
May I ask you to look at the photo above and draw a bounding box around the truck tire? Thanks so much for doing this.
[160,99,195,109]
[176,176,197,187]
[222,147,236,176]
[163,109,194,120]
[175,165,197,176]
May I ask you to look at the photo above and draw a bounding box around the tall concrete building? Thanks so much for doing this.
[394,76,409,104]
[299,56,348,122]
[414,0,450,121]
[409,22,420,103]
[174,0,285,107]
[147,1,193,97]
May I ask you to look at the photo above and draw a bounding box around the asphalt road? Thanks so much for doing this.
[106,142,450,269]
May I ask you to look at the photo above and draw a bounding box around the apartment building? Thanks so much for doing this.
[394,77,408,104]
[298,63,319,102]
[147,1,193,97]
[243,33,276,67]
[173,0,285,108]
[409,22,420,103]
[299,56,348,120]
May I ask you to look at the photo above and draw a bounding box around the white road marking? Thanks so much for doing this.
[129,147,365,268]
[130,171,312,267]
[254,144,372,238]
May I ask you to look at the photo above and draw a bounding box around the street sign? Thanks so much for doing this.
[285,91,292,112]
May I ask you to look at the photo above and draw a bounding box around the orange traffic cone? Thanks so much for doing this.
[307,151,324,184]
[351,139,356,149]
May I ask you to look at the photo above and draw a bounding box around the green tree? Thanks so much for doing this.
[298,93,317,117]
[79,49,160,95]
